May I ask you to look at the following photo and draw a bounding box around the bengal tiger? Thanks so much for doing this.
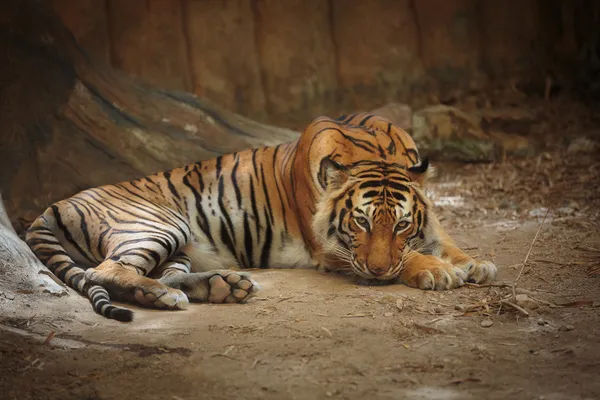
[26,113,496,322]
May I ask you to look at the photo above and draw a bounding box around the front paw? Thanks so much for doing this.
[457,259,497,284]
[401,256,467,290]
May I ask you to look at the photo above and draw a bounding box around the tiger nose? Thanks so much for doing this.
[368,264,388,276]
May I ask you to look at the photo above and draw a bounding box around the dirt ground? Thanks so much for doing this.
[1,143,599,400]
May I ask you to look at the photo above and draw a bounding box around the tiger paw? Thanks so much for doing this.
[457,259,497,284]
[401,256,467,291]
[133,286,189,310]
[159,270,259,304]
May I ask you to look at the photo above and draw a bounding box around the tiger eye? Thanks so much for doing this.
[395,220,410,233]
[354,216,369,230]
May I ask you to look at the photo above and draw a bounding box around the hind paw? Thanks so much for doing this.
[159,270,259,304]
[207,271,258,304]
[133,287,189,310]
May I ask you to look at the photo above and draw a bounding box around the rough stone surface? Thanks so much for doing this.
[332,0,422,111]
[413,0,482,89]
[51,0,110,63]
[50,1,589,127]
[253,0,337,127]
[412,105,494,161]
[412,105,536,161]
[106,0,192,91]
[480,108,539,135]
[184,0,267,121]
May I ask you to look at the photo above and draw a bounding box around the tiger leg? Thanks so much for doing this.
[84,255,189,310]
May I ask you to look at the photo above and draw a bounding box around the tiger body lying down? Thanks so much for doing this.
[26,113,496,321]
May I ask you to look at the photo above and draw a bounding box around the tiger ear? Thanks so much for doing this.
[318,157,349,190]
[407,157,433,185]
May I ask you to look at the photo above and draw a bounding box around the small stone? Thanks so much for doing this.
[515,294,539,310]
[1,291,15,300]
[537,318,546,326]
[384,312,393,317]
[559,324,575,332]
[396,299,405,311]
[529,207,551,218]
[567,137,599,154]
[454,304,466,311]
[557,207,575,216]
[481,320,494,328]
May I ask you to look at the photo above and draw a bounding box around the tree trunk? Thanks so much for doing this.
[0,0,299,228]
[0,194,67,296]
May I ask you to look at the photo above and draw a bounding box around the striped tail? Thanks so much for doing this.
[25,207,133,322]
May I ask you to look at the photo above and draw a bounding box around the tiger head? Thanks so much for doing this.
[312,157,432,280]
[303,114,433,281]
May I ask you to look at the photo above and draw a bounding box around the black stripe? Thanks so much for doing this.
[388,181,409,192]
[363,190,380,199]
[163,171,181,200]
[359,181,383,189]
[385,122,397,155]
[312,127,377,154]
[231,154,242,208]
[215,156,223,179]
[390,191,407,201]
[218,175,237,242]
[219,219,238,260]
[69,201,96,262]
[259,166,275,223]
[251,149,259,176]
[182,174,216,248]
[358,114,375,127]
[243,213,255,268]
[271,145,288,231]
[249,178,261,242]
[51,205,96,265]
[97,228,109,259]
[259,208,272,269]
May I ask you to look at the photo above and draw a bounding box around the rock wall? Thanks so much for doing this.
[51,0,597,128]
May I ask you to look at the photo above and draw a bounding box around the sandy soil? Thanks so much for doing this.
[1,151,599,400]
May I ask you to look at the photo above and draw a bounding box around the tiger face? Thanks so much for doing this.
[313,157,430,281]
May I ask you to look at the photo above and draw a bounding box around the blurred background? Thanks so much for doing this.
[1,3,600,399]
[51,0,600,128]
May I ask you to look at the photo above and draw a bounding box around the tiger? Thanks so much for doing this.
[26,113,497,322]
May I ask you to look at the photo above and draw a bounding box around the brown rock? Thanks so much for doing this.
[412,105,494,161]
[370,103,413,131]
[332,0,423,111]
[480,108,538,135]
[253,0,336,127]
[413,0,481,88]
[184,0,266,121]
[52,0,110,63]
[489,132,533,159]
[515,294,540,310]
[479,0,555,82]
[106,0,192,91]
